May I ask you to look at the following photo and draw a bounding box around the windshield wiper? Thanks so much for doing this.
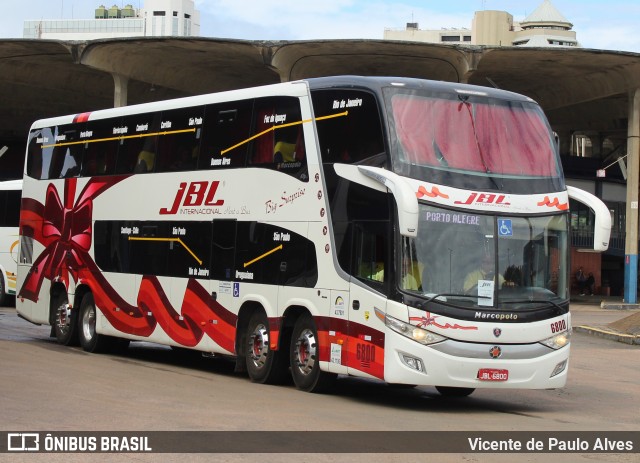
[424,293,491,303]
[500,299,564,311]
[433,141,449,167]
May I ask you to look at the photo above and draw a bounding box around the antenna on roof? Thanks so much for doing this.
[486,77,500,89]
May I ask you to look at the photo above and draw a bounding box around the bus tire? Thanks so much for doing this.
[435,386,475,397]
[0,273,6,307]
[78,292,112,353]
[290,314,336,393]
[245,311,288,384]
[53,293,78,346]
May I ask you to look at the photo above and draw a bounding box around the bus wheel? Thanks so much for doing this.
[245,311,288,384]
[435,386,475,397]
[78,293,111,353]
[53,294,78,346]
[0,273,6,307]
[290,314,336,393]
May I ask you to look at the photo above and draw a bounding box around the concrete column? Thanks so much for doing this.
[590,133,603,158]
[112,73,129,108]
[556,130,572,156]
[624,88,640,303]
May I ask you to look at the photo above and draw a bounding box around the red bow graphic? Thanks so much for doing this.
[20,178,123,301]
[19,177,238,353]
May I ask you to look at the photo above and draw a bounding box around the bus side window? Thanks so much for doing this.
[199,102,252,170]
[330,180,392,291]
[3,190,20,227]
[115,114,159,174]
[211,220,237,281]
[26,128,51,180]
[251,97,306,165]
[93,221,131,273]
[82,119,118,177]
[249,96,308,180]
[48,125,83,179]
[155,107,203,173]
[353,222,388,292]
[59,147,83,178]
[311,89,385,165]
[251,105,276,164]
[83,144,116,176]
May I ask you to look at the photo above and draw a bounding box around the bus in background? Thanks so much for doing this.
[16,77,610,396]
[0,179,21,306]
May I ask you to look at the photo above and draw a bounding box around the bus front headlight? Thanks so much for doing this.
[377,310,446,345]
[540,330,571,349]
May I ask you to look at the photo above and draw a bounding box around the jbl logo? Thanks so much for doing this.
[160,181,224,215]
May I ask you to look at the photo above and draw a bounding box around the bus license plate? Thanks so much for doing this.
[477,369,508,381]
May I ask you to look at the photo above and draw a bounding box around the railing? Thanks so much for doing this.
[571,230,625,252]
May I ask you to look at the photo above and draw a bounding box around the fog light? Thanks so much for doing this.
[399,353,424,372]
[550,359,567,378]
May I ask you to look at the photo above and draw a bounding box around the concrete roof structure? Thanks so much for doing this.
[2,35,640,300]
[0,37,639,172]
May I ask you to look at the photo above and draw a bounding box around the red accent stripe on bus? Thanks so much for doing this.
[73,112,91,123]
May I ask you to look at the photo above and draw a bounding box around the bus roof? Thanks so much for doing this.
[0,179,22,191]
[27,76,538,131]
[305,75,538,104]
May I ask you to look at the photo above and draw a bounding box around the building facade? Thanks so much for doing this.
[23,0,200,39]
[384,0,578,48]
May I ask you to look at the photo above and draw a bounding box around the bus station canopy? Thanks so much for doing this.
[1,37,639,150]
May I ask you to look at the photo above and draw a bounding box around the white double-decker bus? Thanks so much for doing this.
[0,179,21,306]
[17,76,610,395]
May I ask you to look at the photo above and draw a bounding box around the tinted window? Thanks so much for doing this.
[249,96,308,181]
[127,223,169,275]
[155,107,204,173]
[115,114,161,174]
[165,221,212,278]
[200,100,253,170]
[94,220,132,273]
[311,89,385,165]
[26,128,51,179]
[82,118,120,177]
[95,219,317,288]
[234,222,317,287]
[211,220,236,280]
[234,222,280,285]
[27,124,85,180]
[328,181,391,292]
[0,190,20,227]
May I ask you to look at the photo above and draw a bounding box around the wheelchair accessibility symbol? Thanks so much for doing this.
[498,219,513,236]
[233,283,240,297]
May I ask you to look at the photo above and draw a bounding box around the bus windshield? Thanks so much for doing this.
[386,88,563,191]
[401,204,569,309]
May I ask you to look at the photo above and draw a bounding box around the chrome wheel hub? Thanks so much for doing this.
[56,303,71,335]
[82,304,96,342]
[248,324,269,369]
[294,328,317,376]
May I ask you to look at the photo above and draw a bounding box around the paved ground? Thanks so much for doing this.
[570,296,640,345]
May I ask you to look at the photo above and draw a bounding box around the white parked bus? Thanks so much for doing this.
[0,179,21,306]
[16,77,610,395]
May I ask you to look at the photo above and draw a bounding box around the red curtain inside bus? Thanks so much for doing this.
[391,95,558,177]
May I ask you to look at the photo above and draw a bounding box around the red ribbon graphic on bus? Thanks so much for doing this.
[19,178,237,353]
[537,195,568,211]
[409,313,478,331]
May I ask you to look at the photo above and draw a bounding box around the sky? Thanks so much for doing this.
[1,0,639,53]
